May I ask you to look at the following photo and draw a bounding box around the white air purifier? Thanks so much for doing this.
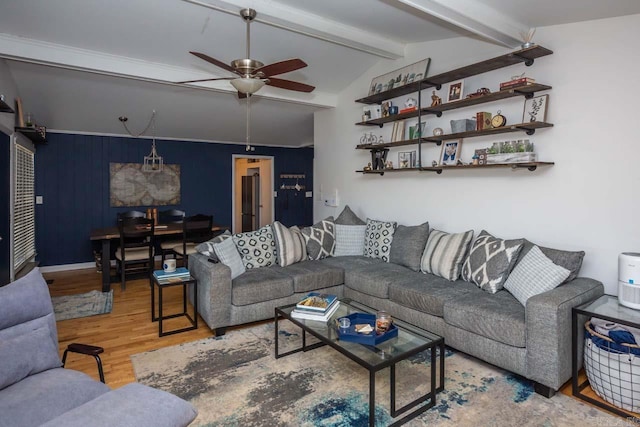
[619,252,640,309]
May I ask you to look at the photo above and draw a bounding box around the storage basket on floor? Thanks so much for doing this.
[584,321,640,412]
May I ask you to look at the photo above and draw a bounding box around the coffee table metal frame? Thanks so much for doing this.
[151,274,198,337]
[274,298,445,427]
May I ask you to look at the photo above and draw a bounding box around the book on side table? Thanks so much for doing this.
[153,267,190,284]
[291,301,340,322]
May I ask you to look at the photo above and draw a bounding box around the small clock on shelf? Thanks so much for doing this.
[491,110,507,128]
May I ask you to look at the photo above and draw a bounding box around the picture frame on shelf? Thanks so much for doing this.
[398,151,416,168]
[522,94,548,123]
[391,120,406,142]
[381,101,392,118]
[368,58,431,95]
[447,80,464,102]
[409,121,426,139]
[15,97,24,127]
[439,139,463,166]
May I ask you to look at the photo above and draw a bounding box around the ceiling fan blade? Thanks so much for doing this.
[254,59,307,77]
[189,51,241,75]
[266,77,315,93]
[176,77,234,84]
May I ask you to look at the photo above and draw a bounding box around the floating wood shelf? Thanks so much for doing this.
[0,98,14,113]
[357,162,554,175]
[15,127,47,144]
[424,121,554,142]
[356,137,439,150]
[355,45,553,104]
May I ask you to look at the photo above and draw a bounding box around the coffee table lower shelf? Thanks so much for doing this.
[275,300,445,427]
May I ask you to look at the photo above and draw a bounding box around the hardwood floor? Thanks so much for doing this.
[45,267,636,420]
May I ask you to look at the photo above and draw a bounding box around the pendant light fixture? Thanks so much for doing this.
[118,110,164,172]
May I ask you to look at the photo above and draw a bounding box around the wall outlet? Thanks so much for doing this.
[35,196,43,205]
[305,191,313,198]
[273,191,277,198]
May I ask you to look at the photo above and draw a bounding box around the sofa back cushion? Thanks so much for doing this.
[195,230,231,261]
[461,230,524,293]
[272,221,307,267]
[420,229,473,281]
[335,205,366,225]
[301,217,336,260]
[213,237,246,279]
[389,222,429,271]
[232,225,278,269]
[0,326,62,389]
[364,219,397,262]
[515,239,585,283]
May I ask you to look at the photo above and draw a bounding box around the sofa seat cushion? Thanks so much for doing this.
[444,290,526,348]
[278,261,344,293]
[0,368,109,427]
[316,256,382,273]
[389,275,479,317]
[232,267,294,306]
[345,262,415,299]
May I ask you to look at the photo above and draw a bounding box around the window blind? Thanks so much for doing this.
[14,144,35,271]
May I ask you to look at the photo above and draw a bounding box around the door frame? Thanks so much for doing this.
[231,154,274,233]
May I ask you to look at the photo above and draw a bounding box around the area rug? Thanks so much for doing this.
[51,290,113,321]
[131,322,625,427]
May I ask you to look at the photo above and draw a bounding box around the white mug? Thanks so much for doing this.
[163,259,176,273]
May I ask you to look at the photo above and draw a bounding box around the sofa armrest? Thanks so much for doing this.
[39,383,197,427]
[525,277,604,390]
[188,254,232,331]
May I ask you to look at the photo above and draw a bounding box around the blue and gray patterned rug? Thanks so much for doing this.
[131,322,623,426]
[51,290,113,321]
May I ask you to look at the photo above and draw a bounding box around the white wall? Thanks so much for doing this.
[314,14,640,295]
[0,59,19,133]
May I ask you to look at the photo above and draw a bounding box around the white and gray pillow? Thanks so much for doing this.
[364,219,397,262]
[232,225,278,269]
[196,230,232,261]
[420,229,473,281]
[461,230,524,293]
[334,224,367,256]
[504,245,571,306]
[213,237,246,279]
[272,221,307,267]
[301,217,336,260]
[389,222,430,271]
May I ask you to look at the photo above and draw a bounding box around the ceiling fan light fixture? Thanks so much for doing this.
[231,77,266,94]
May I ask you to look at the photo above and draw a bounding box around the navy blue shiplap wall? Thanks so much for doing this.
[35,133,313,266]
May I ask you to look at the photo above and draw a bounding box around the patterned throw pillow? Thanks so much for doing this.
[504,245,571,306]
[420,229,473,281]
[232,225,278,269]
[335,205,366,225]
[213,237,246,279]
[461,230,524,293]
[272,221,307,267]
[196,230,232,261]
[334,224,367,257]
[364,219,397,262]
[301,217,336,260]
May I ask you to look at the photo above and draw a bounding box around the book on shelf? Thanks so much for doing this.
[399,106,418,114]
[296,292,338,312]
[156,276,189,284]
[500,77,536,90]
[153,267,190,279]
[291,301,340,322]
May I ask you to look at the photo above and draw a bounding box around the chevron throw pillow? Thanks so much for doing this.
[301,217,336,260]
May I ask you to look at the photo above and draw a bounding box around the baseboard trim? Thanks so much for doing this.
[40,262,98,273]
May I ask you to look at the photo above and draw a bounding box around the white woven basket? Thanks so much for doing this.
[584,321,640,412]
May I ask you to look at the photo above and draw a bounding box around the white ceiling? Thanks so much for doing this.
[1,0,639,147]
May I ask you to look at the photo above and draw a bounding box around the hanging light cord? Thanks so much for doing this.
[119,110,156,137]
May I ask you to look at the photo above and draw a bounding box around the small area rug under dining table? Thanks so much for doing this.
[131,322,622,426]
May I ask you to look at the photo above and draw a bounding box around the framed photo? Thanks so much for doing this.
[381,101,392,118]
[439,139,463,165]
[368,58,431,95]
[408,121,426,139]
[522,94,548,123]
[447,80,464,102]
[398,151,416,168]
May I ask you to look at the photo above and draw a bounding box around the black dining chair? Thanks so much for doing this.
[159,209,186,264]
[115,217,155,290]
[169,214,213,267]
[116,210,146,223]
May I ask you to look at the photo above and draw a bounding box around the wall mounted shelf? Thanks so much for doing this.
[357,162,554,175]
[0,98,14,113]
[15,127,47,144]
[355,45,553,105]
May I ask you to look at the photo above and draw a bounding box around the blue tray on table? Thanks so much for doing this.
[337,313,398,345]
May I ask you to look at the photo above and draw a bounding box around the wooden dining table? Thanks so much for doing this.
[90,223,227,292]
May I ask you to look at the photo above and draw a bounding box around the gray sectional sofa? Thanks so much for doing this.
[0,269,197,427]
[189,211,604,397]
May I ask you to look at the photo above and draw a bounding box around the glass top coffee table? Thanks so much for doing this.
[275,298,444,427]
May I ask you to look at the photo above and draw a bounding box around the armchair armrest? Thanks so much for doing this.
[188,253,232,333]
[525,277,604,390]
[62,343,105,383]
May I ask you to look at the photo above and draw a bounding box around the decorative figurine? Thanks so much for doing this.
[433,127,444,136]
[432,160,438,167]
[430,91,442,107]
[364,162,372,171]
[457,159,464,166]
[472,154,479,165]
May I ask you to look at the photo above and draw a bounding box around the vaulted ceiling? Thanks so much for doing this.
[1,0,639,147]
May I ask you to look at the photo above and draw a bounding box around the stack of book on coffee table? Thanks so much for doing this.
[153,267,190,284]
[291,292,340,322]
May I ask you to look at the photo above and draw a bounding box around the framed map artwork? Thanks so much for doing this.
[110,163,181,207]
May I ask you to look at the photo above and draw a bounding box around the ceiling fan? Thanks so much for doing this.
[178,8,315,97]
